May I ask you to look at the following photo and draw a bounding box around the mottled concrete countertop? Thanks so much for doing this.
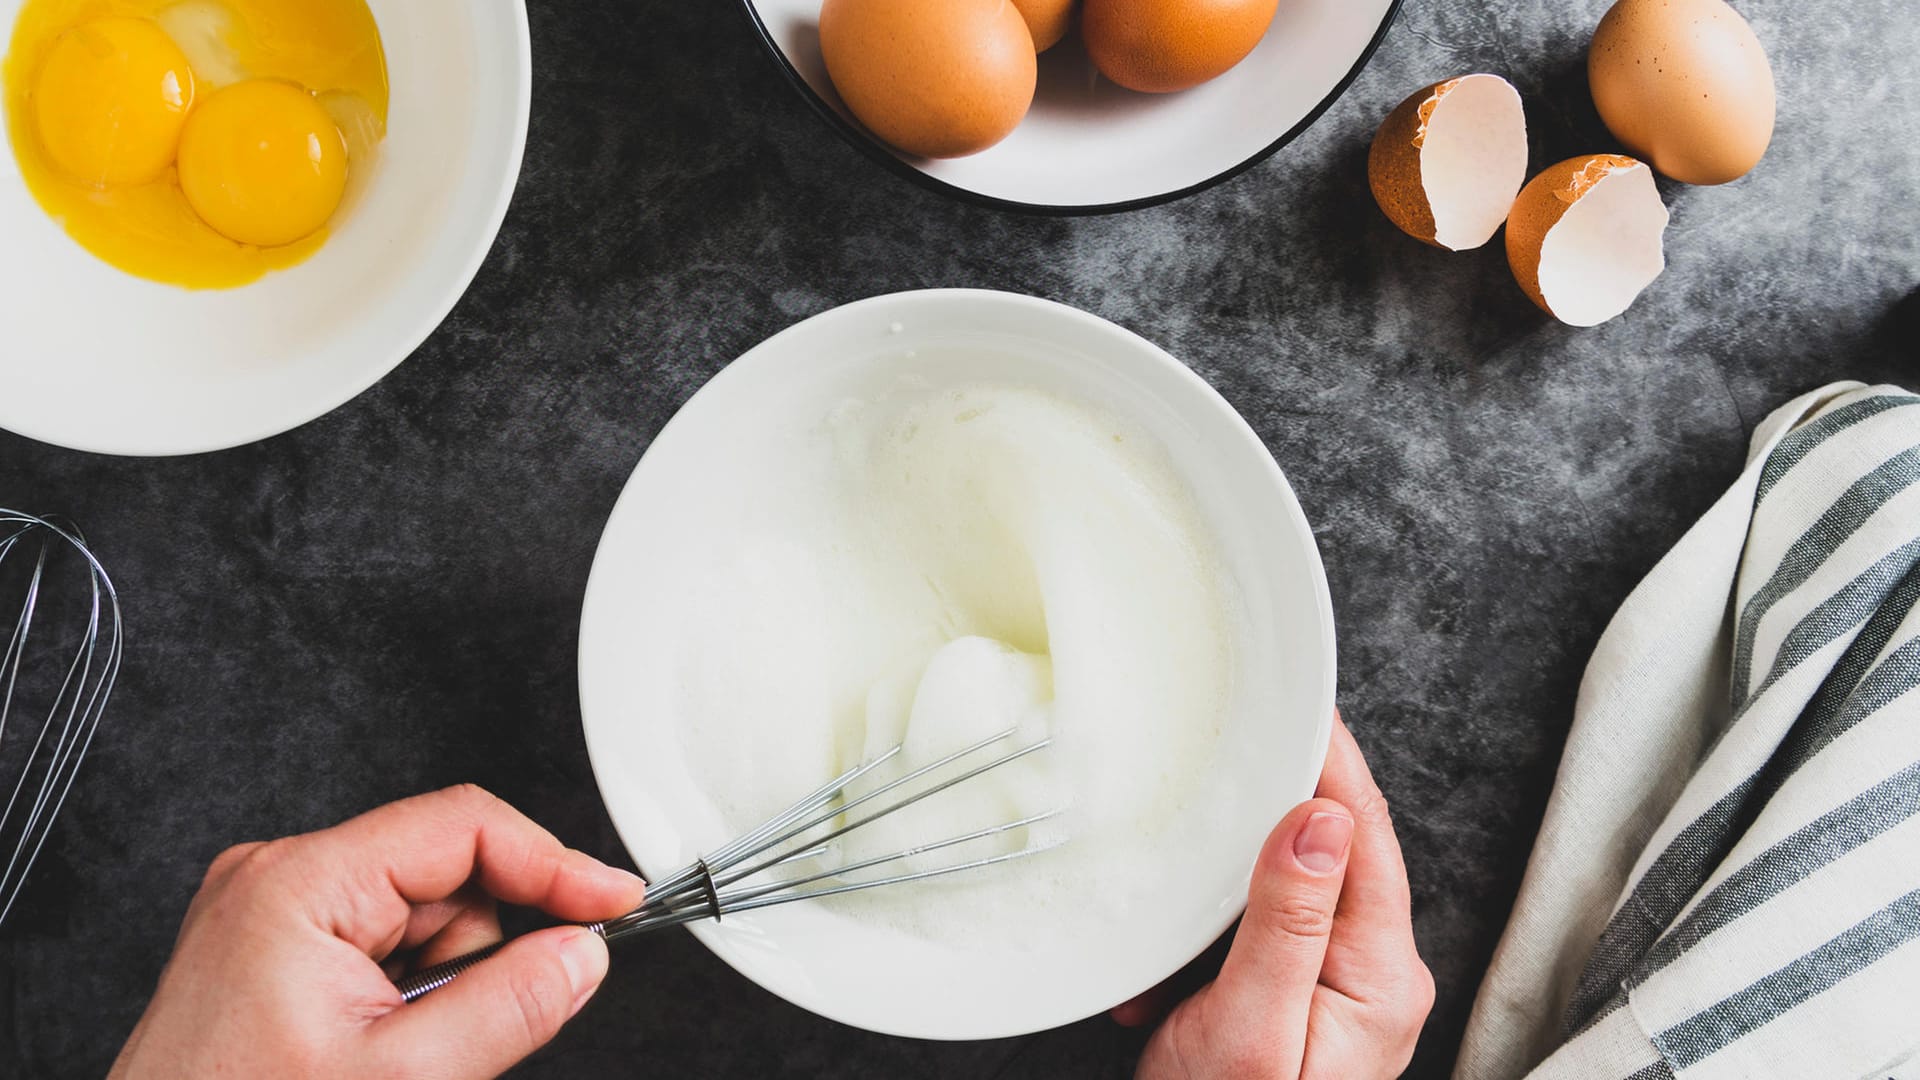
[2,0,1915,1075]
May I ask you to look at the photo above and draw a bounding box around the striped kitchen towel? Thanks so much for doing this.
[1455,382,1920,1080]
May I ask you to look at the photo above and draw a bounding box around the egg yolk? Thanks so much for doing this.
[176,78,348,248]
[32,17,195,187]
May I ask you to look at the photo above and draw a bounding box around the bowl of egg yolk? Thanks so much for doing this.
[0,0,530,455]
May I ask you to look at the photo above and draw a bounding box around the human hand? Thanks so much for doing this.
[110,785,649,1080]
[1116,713,1433,1079]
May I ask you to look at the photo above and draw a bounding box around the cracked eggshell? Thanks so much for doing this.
[1506,155,1670,327]
[1368,74,1529,252]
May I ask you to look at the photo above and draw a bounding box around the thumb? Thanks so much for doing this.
[1136,800,1355,1078]
[1214,799,1355,1046]
[364,927,610,1079]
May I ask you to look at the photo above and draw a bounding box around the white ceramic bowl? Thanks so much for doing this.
[578,289,1336,1039]
[740,0,1400,213]
[0,0,531,456]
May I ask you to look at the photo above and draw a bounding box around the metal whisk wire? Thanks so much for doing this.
[0,510,123,928]
[396,726,1060,1002]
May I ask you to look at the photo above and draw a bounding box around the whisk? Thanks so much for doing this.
[0,510,123,928]
[397,727,1058,1002]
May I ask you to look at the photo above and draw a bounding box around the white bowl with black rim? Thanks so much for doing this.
[739,0,1401,214]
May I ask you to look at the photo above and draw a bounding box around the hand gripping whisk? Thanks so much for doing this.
[0,510,123,928]
[396,727,1058,1002]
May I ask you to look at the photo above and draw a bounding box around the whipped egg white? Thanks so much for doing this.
[667,380,1238,941]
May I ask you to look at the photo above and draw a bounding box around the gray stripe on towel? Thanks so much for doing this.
[1741,541,1920,715]
[1568,987,1630,1039]
[1790,569,1920,754]
[1655,888,1920,1070]
[1756,393,1920,504]
[1631,758,1920,983]
[1564,776,1760,1032]
[1777,635,1920,781]
[1733,446,1920,710]
[1624,1060,1677,1080]
[1566,548,1920,1029]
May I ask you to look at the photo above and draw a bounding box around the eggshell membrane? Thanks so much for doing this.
[1588,0,1775,185]
[820,0,1037,159]
[1013,0,1074,52]
[1506,155,1669,327]
[1368,73,1527,251]
[1082,0,1279,94]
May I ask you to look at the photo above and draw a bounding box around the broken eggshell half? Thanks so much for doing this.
[1368,73,1529,252]
[1506,154,1669,327]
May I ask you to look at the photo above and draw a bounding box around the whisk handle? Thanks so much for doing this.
[394,921,611,1003]
[394,941,506,1003]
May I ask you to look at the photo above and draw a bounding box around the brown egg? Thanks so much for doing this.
[1588,0,1775,185]
[1013,0,1075,52]
[1082,0,1280,94]
[820,0,1037,159]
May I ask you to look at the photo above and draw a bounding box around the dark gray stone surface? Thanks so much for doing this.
[1,0,1915,1075]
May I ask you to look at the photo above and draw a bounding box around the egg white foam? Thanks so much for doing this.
[664,379,1242,945]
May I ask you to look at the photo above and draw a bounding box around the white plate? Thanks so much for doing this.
[578,289,1337,1039]
[740,0,1400,213]
[0,0,531,456]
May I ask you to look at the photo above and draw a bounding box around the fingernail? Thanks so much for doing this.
[1293,811,1353,874]
[569,850,648,897]
[598,863,648,895]
[556,928,610,1017]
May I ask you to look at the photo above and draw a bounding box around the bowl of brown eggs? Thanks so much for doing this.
[0,0,530,456]
[741,0,1401,214]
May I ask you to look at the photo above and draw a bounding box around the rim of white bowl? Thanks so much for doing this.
[577,288,1339,1039]
[735,1,1404,216]
[0,2,533,458]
